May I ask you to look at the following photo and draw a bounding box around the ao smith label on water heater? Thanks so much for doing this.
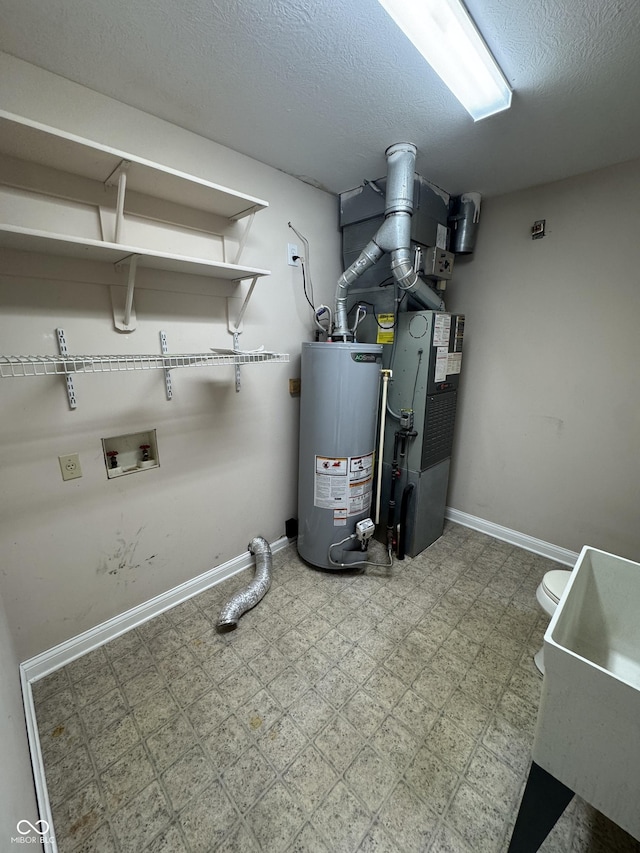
[314,453,374,525]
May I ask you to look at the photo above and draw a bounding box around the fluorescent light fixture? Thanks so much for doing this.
[377,0,512,121]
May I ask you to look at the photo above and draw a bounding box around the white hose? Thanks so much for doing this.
[375,370,391,524]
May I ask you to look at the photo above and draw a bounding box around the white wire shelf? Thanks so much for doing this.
[0,351,290,378]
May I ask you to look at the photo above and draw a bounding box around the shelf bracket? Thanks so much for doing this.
[112,254,140,332]
[227,276,258,334]
[104,159,131,243]
[56,328,77,409]
[233,331,242,392]
[159,330,173,400]
[227,276,259,392]
[233,210,256,265]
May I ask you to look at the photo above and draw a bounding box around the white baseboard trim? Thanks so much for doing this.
[445,507,579,567]
[20,669,57,851]
[20,535,290,684]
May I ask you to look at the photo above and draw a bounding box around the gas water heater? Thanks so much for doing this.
[297,342,382,570]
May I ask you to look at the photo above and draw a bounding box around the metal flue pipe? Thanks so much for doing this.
[217,537,272,630]
[333,142,419,340]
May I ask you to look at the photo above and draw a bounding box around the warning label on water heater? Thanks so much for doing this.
[314,453,374,523]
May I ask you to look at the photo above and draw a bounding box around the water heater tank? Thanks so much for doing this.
[297,341,382,570]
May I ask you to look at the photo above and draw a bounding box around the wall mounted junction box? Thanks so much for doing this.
[421,246,454,280]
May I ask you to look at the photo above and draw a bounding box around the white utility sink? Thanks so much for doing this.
[533,546,640,841]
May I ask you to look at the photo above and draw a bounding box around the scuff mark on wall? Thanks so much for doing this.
[61,602,95,625]
[539,415,565,437]
[96,526,148,578]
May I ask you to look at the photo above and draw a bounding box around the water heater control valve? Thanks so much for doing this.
[356,518,376,544]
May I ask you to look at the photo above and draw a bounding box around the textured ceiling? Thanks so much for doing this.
[1,0,640,197]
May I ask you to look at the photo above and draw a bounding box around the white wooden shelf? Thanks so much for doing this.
[0,224,270,281]
[0,111,274,330]
[0,111,268,220]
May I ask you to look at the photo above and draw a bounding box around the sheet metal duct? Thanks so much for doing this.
[449,192,482,254]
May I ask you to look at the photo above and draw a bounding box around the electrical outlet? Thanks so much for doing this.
[59,453,82,481]
[287,243,299,266]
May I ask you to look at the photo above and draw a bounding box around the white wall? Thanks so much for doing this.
[0,54,341,660]
[0,588,38,843]
[446,158,640,560]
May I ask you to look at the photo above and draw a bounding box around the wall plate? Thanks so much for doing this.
[59,453,82,481]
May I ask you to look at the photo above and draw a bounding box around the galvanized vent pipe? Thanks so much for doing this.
[334,142,419,340]
[217,536,272,629]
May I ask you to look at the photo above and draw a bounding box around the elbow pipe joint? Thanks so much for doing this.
[390,248,419,292]
[334,240,384,339]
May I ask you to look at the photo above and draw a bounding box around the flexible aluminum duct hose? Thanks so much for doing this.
[217,537,272,629]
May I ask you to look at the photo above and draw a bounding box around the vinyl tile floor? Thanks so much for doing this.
[32,522,640,853]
